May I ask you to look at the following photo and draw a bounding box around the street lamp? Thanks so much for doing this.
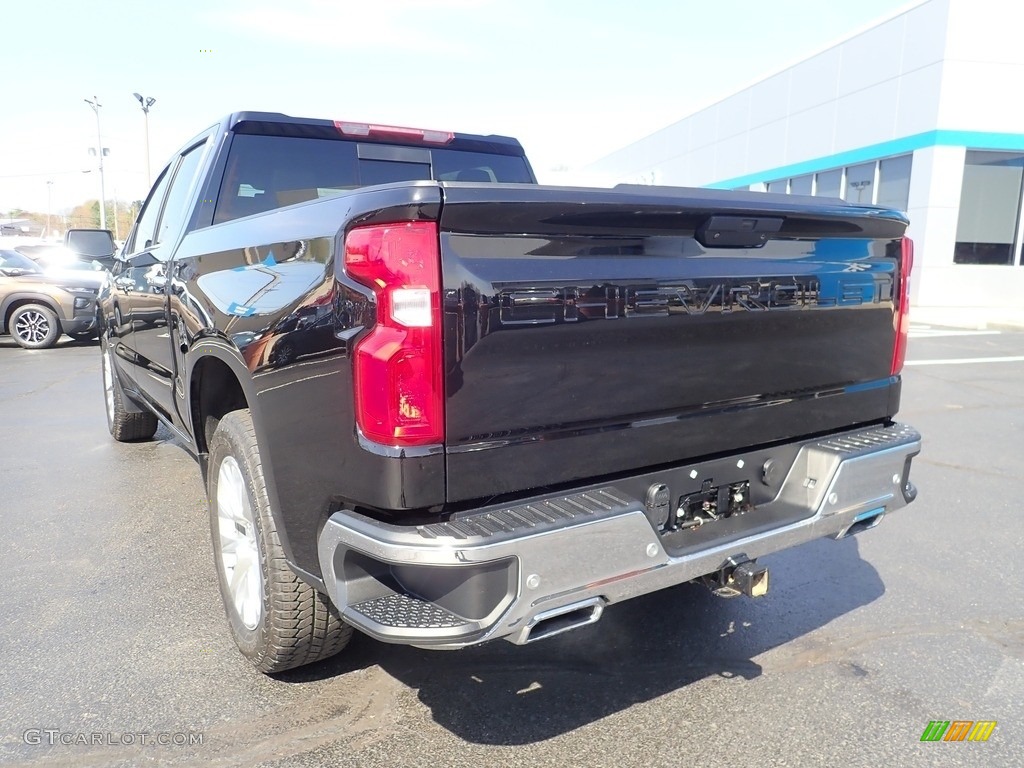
[133,92,156,187]
[84,96,108,230]
[850,179,872,204]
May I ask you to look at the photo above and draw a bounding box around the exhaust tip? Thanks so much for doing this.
[520,598,604,644]
[837,507,886,539]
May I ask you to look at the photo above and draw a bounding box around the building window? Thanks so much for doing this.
[754,153,912,208]
[845,162,875,204]
[790,175,813,195]
[816,169,842,199]
[877,155,912,211]
[954,151,1024,265]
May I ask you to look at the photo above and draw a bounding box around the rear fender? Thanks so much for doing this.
[183,335,300,577]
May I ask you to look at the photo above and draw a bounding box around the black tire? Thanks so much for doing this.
[271,340,296,367]
[101,333,158,441]
[207,409,352,674]
[68,331,99,343]
[10,303,61,349]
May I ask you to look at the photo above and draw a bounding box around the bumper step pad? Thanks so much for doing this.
[349,593,471,631]
[417,488,633,541]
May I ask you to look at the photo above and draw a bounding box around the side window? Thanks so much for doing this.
[155,142,207,247]
[129,168,172,254]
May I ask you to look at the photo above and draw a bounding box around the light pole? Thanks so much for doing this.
[84,96,107,230]
[46,180,53,238]
[850,179,872,204]
[133,92,156,187]
[111,189,120,241]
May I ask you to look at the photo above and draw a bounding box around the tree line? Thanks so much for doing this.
[7,199,143,240]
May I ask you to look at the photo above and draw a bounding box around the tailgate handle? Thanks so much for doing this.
[696,215,783,248]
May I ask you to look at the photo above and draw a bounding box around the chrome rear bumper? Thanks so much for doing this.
[318,423,920,648]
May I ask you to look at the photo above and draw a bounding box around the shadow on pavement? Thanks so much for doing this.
[0,335,99,350]
[285,534,883,745]
[63,335,100,347]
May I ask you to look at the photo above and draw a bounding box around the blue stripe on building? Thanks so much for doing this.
[707,130,1024,189]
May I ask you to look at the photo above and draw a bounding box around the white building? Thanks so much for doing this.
[585,0,1024,328]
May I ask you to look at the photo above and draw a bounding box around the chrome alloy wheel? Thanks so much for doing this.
[14,309,51,345]
[101,343,115,424]
[216,456,263,631]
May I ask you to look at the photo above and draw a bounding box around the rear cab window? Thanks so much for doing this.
[213,128,533,224]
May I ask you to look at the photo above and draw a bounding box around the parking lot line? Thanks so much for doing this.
[905,355,1024,366]
[908,329,1001,338]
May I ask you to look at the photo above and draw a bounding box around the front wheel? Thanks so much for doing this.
[10,303,60,349]
[208,409,352,673]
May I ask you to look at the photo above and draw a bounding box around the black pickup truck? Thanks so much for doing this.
[99,112,921,673]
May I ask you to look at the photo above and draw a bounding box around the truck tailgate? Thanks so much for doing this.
[438,184,907,503]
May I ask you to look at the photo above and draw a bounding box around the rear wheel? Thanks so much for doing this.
[208,409,352,673]
[101,333,158,441]
[10,304,60,349]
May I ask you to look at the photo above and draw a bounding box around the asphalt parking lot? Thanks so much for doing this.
[0,326,1021,768]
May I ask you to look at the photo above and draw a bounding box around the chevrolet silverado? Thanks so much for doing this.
[98,112,921,673]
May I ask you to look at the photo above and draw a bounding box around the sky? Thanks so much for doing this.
[0,0,916,219]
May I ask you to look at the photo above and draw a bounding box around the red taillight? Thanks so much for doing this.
[891,236,914,375]
[333,120,455,145]
[345,221,444,446]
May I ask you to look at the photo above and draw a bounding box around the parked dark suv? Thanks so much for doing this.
[0,249,101,348]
